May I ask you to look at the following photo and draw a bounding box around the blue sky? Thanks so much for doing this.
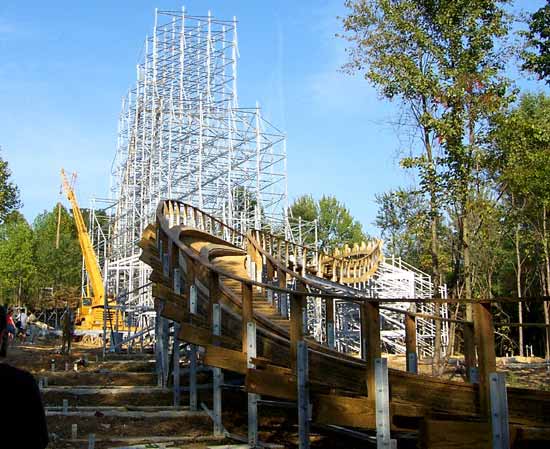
[0,0,547,235]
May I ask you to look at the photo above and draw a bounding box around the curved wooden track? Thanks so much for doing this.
[140,200,550,448]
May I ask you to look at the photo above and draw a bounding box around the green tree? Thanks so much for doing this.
[341,0,445,289]
[33,204,81,307]
[491,93,550,357]
[522,0,550,84]
[342,1,513,369]
[342,0,513,297]
[0,212,36,304]
[290,195,367,253]
[0,149,21,223]
[375,188,431,269]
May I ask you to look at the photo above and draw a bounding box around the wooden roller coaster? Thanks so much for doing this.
[140,199,550,448]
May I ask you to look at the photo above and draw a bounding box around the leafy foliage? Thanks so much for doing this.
[0,150,21,223]
[290,195,367,253]
[522,0,550,84]
[0,212,36,303]
[33,204,82,305]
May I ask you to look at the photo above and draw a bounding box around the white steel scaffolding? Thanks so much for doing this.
[107,9,287,333]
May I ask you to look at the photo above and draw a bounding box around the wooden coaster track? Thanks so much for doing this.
[140,199,550,448]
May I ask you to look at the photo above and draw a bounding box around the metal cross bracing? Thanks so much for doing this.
[325,257,449,357]
[104,8,288,339]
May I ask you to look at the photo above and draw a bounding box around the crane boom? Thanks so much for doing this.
[60,169,105,308]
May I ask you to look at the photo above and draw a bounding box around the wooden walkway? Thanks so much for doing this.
[140,200,550,449]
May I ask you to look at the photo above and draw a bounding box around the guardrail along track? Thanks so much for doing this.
[140,199,550,448]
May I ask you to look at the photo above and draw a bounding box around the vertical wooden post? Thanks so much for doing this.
[405,313,418,374]
[209,271,221,329]
[290,289,306,373]
[325,297,335,349]
[266,259,275,305]
[362,301,381,399]
[464,321,478,383]
[242,282,254,350]
[277,268,288,318]
[474,302,496,417]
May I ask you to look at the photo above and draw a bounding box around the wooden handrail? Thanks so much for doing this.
[155,200,550,305]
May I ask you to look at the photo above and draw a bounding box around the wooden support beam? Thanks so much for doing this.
[420,419,491,449]
[246,368,296,401]
[362,302,381,398]
[313,395,376,429]
[277,268,288,318]
[242,282,253,352]
[209,271,220,329]
[405,313,418,374]
[203,345,247,374]
[464,322,478,383]
[474,302,496,417]
[290,287,306,373]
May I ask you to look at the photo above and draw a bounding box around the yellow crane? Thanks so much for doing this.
[60,169,105,328]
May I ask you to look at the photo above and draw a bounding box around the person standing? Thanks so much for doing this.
[6,309,17,342]
[18,309,28,342]
[0,306,49,448]
[61,308,74,354]
[27,309,37,343]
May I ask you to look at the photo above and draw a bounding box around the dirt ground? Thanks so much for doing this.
[4,338,549,448]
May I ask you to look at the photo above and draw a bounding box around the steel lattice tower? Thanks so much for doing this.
[107,9,287,324]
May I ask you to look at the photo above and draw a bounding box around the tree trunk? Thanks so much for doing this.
[422,116,442,376]
[515,222,524,357]
[542,204,550,360]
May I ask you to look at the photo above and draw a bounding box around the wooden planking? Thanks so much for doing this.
[246,368,297,401]
[178,322,241,351]
[153,283,188,306]
[313,394,376,429]
[203,345,247,374]
[155,297,187,323]
[390,370,478,417]
[507,387,550,426]
[420,419,491,449]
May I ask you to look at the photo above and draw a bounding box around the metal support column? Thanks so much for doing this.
[173,322,181,408]
[490,372,510,449]
[161,318,170,388]
[375,358,391,449]
[189,283,198,411]
[247,321,259,448]
[297,340,310,449]
[155,302,164,387]
[212,303,223,436]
